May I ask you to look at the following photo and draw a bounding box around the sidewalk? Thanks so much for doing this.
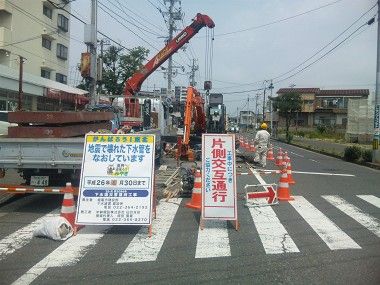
[279,135,380,170]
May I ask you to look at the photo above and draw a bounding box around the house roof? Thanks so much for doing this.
[276,87,369,97]
[318,89,369,96]
[277,88,320,94]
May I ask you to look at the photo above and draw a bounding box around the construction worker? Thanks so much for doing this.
[253,123,271,167]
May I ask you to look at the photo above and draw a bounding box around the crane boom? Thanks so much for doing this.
[124,13,215,97]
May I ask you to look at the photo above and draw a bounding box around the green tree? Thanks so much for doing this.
[272,92,302,143]
[101,45,149,95]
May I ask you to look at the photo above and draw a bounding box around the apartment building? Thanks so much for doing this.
[0,0,70,82]
[0,0,88,113]
[272,88,369,129]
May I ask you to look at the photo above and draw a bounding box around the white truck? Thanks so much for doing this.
[0,129,162,188]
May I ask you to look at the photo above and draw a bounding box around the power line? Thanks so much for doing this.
[213,4,377,94]
[214,0,345,38]
[101,0,165,37]
[274,17,375,85]
[114,0,165,33]
[271,2,378,81]
[98,2,160,50]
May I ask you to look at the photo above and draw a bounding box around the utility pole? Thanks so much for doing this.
[189,58,198,87]
[18,56,24,111]
[268,80,274,131]
[164,0,181,99]
[263,83,267,122]
[373,0,380,163]
[255,93,259,128]
[87,0,98,106]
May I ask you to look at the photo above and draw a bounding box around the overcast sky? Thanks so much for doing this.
[69,0,377,115]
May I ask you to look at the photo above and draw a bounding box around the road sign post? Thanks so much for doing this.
[201,134,238,230]
[76,134,156,232]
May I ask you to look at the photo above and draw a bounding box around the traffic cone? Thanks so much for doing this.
[267,146,275,160]
[286,160,296,184]
[250,141,256,152]
[282,151,290,168]
[277,168,294,201]
[186,169,202,210]
[275,148,283,166]
[61,182,76,227]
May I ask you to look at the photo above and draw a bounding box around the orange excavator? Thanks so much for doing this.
[177,87,206,161]
[120,13,215,127]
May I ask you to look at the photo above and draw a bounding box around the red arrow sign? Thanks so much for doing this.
[247,186,276,204]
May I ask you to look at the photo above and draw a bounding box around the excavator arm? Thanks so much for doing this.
[124,13,214,97]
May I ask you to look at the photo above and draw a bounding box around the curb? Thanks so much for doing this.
[274,138,380,171]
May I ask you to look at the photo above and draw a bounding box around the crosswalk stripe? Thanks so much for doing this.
[12,225,110,285]
[0,210,59,261]
[247,166,299,254]
[195,220,230,259]
[323,195,380,238]
[116,198,181,263]
[356,195,380,208]
[248,202,300,254]
[290,196,361,250]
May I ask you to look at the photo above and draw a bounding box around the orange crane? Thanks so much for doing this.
[177,87,206,161]
[121,13,215,127]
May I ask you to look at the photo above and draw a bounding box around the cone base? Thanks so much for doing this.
[278,196,295,201]
[185,202,201,210]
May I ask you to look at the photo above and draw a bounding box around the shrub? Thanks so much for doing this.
[316,124,327,134]
[343,146,362,162]
[362,149,372,162]
[286,132,293,143]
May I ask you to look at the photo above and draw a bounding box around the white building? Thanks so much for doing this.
[0,0,70,81]
[0,0,87,112]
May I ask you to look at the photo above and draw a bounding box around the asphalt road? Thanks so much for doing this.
[0,141,379,285]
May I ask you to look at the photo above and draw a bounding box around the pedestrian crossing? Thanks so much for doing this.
[0,194,379,284]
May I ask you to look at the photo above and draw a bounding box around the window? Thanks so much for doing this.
[41,69,51,79]
[43,4,52,19]
[42,37,51,50]
[57,14,69,32]
[56,73,67,84]
[56,43,68,60]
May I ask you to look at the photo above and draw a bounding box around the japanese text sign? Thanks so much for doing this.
[76,134,155,225]
[202,134,237,220]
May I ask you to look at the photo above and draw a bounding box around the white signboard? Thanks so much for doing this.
[202,134,237,220]
[76,134,155,225]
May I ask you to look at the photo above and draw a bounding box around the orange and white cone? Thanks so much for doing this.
[250,141,256,152]
[61,182,76,228]
[282,151,290,168]
[275,148,283,167]
[286,160,296,184]
[267,146,275,160]
[277,168,294,201]
[186,169,202,210]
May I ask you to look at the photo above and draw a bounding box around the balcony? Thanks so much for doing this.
[0,0,12,13]
[0,26,11,48]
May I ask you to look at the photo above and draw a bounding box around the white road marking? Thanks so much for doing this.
[289,196,361,250]
[195,220,230,258]
[247,164,299,254]
[309,159,320,163]
[117,198,181,263]
[257,169,355,177]
[357,195,380,208]
[323,195,380,238]
[289,151,304,158]
[12,225,110,285]
[0,210,59,261]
